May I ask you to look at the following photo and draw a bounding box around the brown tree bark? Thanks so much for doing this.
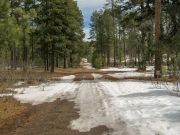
[50,44,55,73]
[154,0,162,78]
[111,0,117,67]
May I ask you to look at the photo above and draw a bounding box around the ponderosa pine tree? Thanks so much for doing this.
[37,0,84,72]
[154,0,162,78]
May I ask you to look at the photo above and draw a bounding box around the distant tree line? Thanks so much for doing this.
[90,0,180,77]
[0,0,84,72]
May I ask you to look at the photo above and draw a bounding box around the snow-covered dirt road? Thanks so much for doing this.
[7,75,180,135]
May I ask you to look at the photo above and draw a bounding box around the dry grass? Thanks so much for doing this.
[0,97,27,128]
[0,70,51,94]
[0,99,109,135]
[0,71,48,83]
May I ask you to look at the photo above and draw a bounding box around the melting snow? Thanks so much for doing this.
[92,73,103,79]
[60,75,75,81]
[14,81,25,87]
[108,72,153,79]
[13,81,78,105]
[1,74,180,135]
[0,94,13,97]
[146,66,154,71]
[100,67,138,72]
[53,75,75,81]
[70,80,180,135]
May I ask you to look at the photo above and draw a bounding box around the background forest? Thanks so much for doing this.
[0,0,180,76]
[0,0,85,72]
[89,0,180,76]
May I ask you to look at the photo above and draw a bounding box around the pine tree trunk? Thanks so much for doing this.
[107,44,110,66]
[56,54,59,68]
[135,54,137,66]
[44,51,46,71]
[10,48,14,70]
[167,53,170,67]
[111,0,116,67]
[31,34,34,68]
[46,46,49,71]
[69,53,73,68]
[118,29,122,66]
[63,53,66,69]
[123,33,126,66]
[141,31,146,70]
[50,44,55,72]
[22,28,28,72]
[154,0,162,78]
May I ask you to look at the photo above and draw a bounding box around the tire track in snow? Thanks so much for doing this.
[70,80,133,135]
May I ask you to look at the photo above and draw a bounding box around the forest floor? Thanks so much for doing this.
[0,60,180,135]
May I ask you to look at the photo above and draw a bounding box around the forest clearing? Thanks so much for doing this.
[0,0,180,135]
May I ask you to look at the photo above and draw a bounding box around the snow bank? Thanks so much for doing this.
[53,75,75,81]
[1,74,180,135]
[13,81,78,105]
[81,58,95,69]
[71,80,180,135]
[70,81,134,135]
[60,75,75,81]
[0,94,13,97]
[146,66,154,71]
[108,72,153,79]
[92,73,103,79]
[14,81,25,87]
[83,63,94,69]
[100,67,137,72]
[99,81,180,135]
[81,58,88,63]
[100,66,154,72]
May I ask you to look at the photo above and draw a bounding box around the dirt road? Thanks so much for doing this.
[1,98,108,135]
[0,71,111,135]
[1,61,180,135]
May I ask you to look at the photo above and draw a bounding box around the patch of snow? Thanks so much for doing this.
[83,63,94,69]
[82,58,88,63]
[60,75,75,81]
[53,75,75,81]
[83,62,95,69]
[13,81,78,105]
[0,94,13,97]
[70,81,134,135]
[81,58,95,69]
[100,67,137,72]
[2,74,180,135]
[14,81,25,86]
[108,72,153,79]
[92,73,103,79]
[146,66,154,71]
[71,80,180,135]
